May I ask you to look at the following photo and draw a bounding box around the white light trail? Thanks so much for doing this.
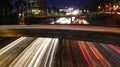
[0,37,27,56]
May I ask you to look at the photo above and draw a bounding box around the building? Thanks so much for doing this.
[25,0,48,17]
[89,0,119,12]
[0,0,16,24]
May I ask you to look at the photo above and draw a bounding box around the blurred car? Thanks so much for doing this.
[72,16,89,24]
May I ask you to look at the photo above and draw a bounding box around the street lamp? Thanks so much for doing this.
[98,6,101,12]
[113,5,119,10]
[98,6,101,9]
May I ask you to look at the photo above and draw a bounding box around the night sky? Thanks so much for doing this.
[12,0,91,9]
[12,0,19,8]
[47,0,91,9]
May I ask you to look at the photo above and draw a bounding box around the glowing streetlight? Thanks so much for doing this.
[113,5,119,10]
[98,6,101,9]
[98,6,101,12]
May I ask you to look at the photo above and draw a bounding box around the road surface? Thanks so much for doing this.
[0,38,120,67]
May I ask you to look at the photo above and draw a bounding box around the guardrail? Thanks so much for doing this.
[0,25,120,44]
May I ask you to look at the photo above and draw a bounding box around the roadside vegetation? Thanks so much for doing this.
[88,13,120,27]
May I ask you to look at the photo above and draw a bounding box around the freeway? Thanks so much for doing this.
[62,39,120,67]
[0,37,120,67]
[0,16,120,67]
[0,37,59,67]
[0,37,18,49]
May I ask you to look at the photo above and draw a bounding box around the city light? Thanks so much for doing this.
[72,10,79,15]
[32,9,41,15]
[113,5,119,10]
[98,6,101,9]
[105,4,109,8]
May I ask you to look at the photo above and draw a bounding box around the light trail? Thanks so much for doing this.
[78,41,92,67]
[44,39,56,67]
[100,43,120,61]
[81,41,97,67]
[48,38,58,67]
[32,38,52,67]
[88,42,111,67]
[0,37,27,56]
[9,38,58,67]
[0,37,119,67]
[107,44,120,54]
[70,40,80,67]
[94,43,118,67]
[9,38,46,67]
[0,37,36,66]
[66,40,74,67]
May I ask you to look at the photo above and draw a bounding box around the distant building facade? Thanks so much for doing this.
[89,0,120,12]
[24,0,48,17]
[0,0,18,24]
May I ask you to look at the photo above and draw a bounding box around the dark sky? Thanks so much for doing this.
[47,0,91,9]
[12,0,19,8]
[12,0,91,9]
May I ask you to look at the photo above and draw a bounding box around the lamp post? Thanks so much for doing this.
[98,6,101,13]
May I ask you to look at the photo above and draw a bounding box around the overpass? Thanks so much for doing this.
[0,25,120,45]
[25,14,87,24]
[26,14,83,24]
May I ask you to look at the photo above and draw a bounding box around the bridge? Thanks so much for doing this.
[25,14,84,24]
[0,25,120,45]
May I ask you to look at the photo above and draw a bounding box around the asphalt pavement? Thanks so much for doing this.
[0,38,120,67]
